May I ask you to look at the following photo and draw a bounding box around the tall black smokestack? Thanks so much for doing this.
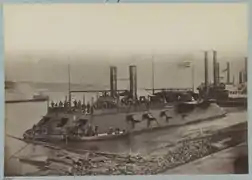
[244,57,247,82]
[226,62,230,84]
[239,71,243,84]
[129,65,137,100]
[213,50,217,87]
[216,62,220,84]
[110,66,117,97]
[204,51,209,87]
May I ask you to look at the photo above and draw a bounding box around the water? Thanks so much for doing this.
[4,84,247,176]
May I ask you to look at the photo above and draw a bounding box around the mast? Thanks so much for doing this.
[68,64,71,107]
[152,56,155,95]
[191,60,195,92]
[213,50,217,87]
[47,97,49,112]
[204,51,209,87]
[83,94,85,104]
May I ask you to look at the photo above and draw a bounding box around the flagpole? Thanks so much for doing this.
[68,64,71,108]
[191,61,195,92]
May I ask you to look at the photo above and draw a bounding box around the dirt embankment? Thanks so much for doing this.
[25,122,247,176]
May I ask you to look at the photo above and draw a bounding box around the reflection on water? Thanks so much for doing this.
[5,86,247,176]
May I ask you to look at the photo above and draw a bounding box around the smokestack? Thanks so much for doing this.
[129,65,137,100]
[216,62,220,84]
[213,50,217,87]
[110,66,117,97]
[244,57,247,82]
[226,62,230,84]
[239,71,243,84]
[204,51,209,87]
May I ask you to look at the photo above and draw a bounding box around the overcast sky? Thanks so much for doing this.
[3,3,248,87]
[4,3,247,55]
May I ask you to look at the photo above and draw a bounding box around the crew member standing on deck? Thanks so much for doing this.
[78,100,82,109]
[87,102,91,113]
[90,105,94,114]
[73,99,77,108]
[51,101,55,108]
[59,101,63,107]
[94,126,99,136]
[64,100,68,108]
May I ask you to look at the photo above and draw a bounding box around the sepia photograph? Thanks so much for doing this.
[4,3,248,176]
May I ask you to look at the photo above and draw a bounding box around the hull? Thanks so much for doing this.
[22,102,226,143]
[34,113,226,143]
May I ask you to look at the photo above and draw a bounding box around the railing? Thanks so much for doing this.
[70,89,127,93]
[47,102,174,116]
[145,88,193,92]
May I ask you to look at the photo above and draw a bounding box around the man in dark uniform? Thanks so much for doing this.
[94,126,98,136]
[74,100,77,108]
[51,101,55,108]
[90,106,94,114]
[86,102,91,113]
[78,100,82,109]
[59,101,63,107]
[64,100,68,108]
[115,128,120,135]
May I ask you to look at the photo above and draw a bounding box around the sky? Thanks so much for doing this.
[3,3,248,89]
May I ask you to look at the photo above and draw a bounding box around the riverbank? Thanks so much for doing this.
[163,142,248,174]
[14,121,247,176]
[5,104,247,176]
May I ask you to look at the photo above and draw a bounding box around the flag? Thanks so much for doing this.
[222,68,228,73]
[178,61,191,68]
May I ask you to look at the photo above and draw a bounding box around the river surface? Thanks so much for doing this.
[4,85,248,176]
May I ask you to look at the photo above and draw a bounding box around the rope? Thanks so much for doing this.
[7,143,30,161]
